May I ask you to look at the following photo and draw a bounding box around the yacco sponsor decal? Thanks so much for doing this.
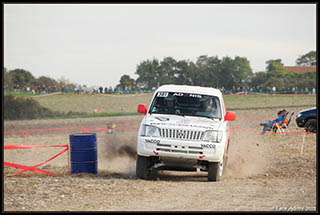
[145,139,160,144]
[200,143,216,149]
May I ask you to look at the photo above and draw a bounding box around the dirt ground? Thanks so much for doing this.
[3,107,317,212]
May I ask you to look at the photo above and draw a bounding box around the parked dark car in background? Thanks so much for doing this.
[296,107,317,133]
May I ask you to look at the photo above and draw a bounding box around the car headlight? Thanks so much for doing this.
[202,130,223,143]
[297,113,302,118]
[140,125,160,137]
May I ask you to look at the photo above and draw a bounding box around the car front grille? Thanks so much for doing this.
[159,128,204,141]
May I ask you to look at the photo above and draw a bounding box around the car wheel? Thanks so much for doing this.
[136,155,156,180]
[208,162,222,181]
[305,119,317,133]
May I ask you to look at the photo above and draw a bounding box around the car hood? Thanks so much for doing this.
[299,107,316,115]
[145,114,222,131]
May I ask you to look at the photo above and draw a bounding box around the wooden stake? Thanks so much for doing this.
[300,130,306,155]
[23,131,29,145]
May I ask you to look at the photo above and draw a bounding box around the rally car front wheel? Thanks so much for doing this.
[208,161,223,182]
[136,155,156,180]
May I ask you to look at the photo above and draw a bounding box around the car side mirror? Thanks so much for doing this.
[137,104,147,115]
[225,111,236,121]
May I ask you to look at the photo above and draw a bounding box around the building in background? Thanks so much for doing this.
[284,66,316,73]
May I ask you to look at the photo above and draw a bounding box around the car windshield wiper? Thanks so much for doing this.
[211,116,221,120]
[175,110,186,117]
[201,116,214,119]
[196,115,221,120]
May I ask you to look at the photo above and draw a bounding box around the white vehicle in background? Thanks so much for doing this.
[136,85,236,181]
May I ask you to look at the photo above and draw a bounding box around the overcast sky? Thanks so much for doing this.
[4,4,316,88]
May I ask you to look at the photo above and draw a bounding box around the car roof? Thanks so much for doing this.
[155,85,222,97]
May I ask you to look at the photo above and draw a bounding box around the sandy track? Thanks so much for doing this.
[3,107,317,211]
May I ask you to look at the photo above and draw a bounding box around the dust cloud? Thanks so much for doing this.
[97,119,272,179]
[223,128,270,179]
[118,145,136,160]
[98,131,137,177]
[98,126,270,179]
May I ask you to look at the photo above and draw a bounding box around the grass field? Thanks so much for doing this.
[30,93,316,118]
[33,93,153,117]
[223,94,316,110]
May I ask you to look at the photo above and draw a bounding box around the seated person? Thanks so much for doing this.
[260,109,288,134]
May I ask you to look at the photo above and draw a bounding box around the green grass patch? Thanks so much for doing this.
[223,94,316,110]
[4,92,316,120]
[33,93,153,114]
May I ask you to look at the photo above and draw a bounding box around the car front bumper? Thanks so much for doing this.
[296,117,306,127]
[137,136,225,163]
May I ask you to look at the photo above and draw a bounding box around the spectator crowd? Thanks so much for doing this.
[4,84,316,95]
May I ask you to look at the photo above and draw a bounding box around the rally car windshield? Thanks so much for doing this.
[149,91,222,120]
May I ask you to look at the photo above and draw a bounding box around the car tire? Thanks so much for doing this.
[208,162,221,182]
[136,155,156,180]
[305,119,317,133]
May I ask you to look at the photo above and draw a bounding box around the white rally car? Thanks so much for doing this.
[136,85,236,181]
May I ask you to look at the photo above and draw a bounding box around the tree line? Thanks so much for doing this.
[118,50,316,92]
[3,67,78,94]
[3,50,316,93]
